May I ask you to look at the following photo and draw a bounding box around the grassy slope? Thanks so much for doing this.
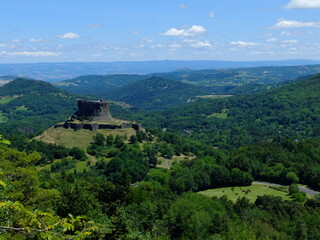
[34,127,136,149]
[199,183,291,202]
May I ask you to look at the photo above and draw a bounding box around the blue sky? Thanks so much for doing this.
[1,0,320,63]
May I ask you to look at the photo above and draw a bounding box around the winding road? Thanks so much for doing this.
[253,181,319,197]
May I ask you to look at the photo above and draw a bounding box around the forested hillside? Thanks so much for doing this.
[0,78,78,134]
[104,77,210,110]
[131,73,320,148]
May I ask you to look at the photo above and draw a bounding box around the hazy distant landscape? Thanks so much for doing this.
[1,59,320,81]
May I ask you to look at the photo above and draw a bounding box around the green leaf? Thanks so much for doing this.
[0,180,6,188]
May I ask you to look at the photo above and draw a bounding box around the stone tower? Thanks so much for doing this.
[75,99,113,122]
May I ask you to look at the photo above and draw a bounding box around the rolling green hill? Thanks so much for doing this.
[135,73,320,148]
[0,75,23,86]
[104,76,210,110]
[0,78,78,134]
[53,64,320,98]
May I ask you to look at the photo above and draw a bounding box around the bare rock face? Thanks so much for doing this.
[74,99,113,122]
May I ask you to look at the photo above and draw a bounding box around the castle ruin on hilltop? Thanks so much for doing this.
[74,99,113,122]
[55,99,141,131]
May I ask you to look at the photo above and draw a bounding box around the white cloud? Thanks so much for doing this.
[280,31,295,36]
[29,38,43,43]
[284,0,320,9]
[86,24,102,29]
[282,39,298,43]
[163,25,207,36]
[150,44,165,49]
[11,39,20,43]
[182,39,198,43]
[58,32,80,39]
[190,40,211,48]
[135,38,154,48]
[266,38,277,42]
[230,41,259,47]
[144,38,154,43]
[209,11,215,18]
[272,19,320,29]
[188,25,207,35]
[179,4,187,9]
[0,44,13,48]
[164,28,188,36]
[132,31,140,35]
[280,30,314,36]
[0,51,61,57]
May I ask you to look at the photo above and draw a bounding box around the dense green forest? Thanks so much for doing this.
[125,73,320,149]
[1,128,320,239]
[0,78,78,134]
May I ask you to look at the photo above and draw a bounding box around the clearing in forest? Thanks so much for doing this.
[199,183,291,202]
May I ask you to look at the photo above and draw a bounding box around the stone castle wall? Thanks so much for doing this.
[55,99,141,132]
[75,99,113,122]
[55,121,141,132]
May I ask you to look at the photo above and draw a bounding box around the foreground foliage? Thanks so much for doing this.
[1,131,320,239]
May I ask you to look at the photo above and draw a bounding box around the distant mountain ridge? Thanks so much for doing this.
[1,59,320,81]
[152,64,320,89]
[53,74,149,95]
[53,64,320,97]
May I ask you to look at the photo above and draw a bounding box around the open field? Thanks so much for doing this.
[0,95,22,104]
[38,158,93,174]
[34,127,136,149]
[157,154,195,169]
[0,97,16,104]
[207,108,229,119]
[207,112,228,119]
[15,106,28,111]
[197,95,233,99]
[198,183,291,202]
[109,100,132,109]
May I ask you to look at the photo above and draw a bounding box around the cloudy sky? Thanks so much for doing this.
[1,0,320,63]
